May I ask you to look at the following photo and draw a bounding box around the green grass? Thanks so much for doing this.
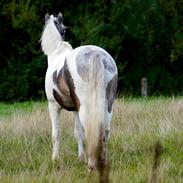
[0,98,183,182]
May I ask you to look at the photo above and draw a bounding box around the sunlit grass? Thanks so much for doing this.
[0,97,183,182]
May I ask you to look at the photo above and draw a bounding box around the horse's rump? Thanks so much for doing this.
[73,46,117,81]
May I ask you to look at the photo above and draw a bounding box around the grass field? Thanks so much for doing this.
[0,97,183,182]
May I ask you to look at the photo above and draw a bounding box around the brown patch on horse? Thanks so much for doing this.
[64,61,80,110]
[106,75,118,113]
[52,89,76,111]
[52,60,80,111]
[97,125,110,183]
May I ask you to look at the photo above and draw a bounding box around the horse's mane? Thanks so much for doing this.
[41,15,72,56]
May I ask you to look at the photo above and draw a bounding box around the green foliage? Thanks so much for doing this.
[0,0,50,101]
[0,0,182,101]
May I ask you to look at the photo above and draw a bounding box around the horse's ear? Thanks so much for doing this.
[45,13,50,21]
[63,25,69,30]
[57,12,63,22]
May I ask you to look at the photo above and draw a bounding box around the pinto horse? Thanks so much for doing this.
[41,13,118,170]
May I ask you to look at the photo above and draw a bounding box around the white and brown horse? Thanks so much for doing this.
[41,13,118,170]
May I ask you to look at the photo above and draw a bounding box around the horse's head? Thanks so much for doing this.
[45,13,68,41]
[41,12,72,56]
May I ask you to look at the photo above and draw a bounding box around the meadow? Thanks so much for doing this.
[0,97,183,182]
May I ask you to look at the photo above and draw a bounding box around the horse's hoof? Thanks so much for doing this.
[52,153,59,161]
[87,165,97,171]
[88,159,97,171]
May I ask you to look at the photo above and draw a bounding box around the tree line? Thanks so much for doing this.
[0,0,182,101]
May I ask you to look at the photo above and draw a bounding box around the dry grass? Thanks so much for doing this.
[0,97,183,182]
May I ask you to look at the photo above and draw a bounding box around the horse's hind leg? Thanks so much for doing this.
[74,112,86,163]
[102,111,113,166]
[106,112,113,140]
[48,101,61,161]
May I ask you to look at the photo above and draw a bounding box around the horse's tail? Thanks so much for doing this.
[83,52,106,170]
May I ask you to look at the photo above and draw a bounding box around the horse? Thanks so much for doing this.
[41,12,118,170]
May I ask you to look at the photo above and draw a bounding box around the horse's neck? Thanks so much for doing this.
[57,41,73,53]
[47,41,72,67]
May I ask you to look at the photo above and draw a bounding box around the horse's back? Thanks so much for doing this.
[66,45,117,83]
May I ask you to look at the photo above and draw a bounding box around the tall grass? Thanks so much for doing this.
[0,98,183,182]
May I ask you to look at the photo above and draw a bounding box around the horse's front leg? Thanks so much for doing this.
[74,112,86,163]
[48,101,61,161]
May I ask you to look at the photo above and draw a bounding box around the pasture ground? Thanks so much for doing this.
[0,97,183,182]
